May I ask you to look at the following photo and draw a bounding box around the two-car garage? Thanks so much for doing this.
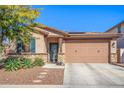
[65,40,109,63]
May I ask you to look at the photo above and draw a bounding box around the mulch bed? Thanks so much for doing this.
[0,67,64,85]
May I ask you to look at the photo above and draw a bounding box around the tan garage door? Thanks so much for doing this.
[65,42,109,63]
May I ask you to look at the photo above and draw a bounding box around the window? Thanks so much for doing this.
[30,38,36,53]
[16,37,36,53]
[16,40,24,53]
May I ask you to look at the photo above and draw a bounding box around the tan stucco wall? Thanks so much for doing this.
[7,31,48,63]
[47,38,58,43]
[31,32,48,62]
[58,38,65,63]
[8,32,47,54]
[32,32,47,53]
[62,39,65,53]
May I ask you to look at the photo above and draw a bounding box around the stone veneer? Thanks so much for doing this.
[110,53,117,63]
[58,53,65,63]
[110,40,118,63]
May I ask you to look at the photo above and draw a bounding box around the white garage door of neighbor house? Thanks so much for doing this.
[65,42,109,63]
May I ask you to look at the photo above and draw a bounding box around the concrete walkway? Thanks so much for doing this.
[63,63,124,88]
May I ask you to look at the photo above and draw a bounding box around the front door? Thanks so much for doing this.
[49,43,58,63]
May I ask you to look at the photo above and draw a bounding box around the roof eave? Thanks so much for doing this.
[29,27,49,36]
[35,24,69,36]
[66,33,122,39]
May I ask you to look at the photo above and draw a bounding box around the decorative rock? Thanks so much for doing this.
[32,80,42,83]
[39,72,47,75]
[37,75,45,79]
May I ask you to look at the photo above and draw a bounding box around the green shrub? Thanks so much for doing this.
[0,58,5,63]
[21,58,33,69]
[0,46,4,55]
[4,57,21,71]
[0,58,5,69]
[3,57,44,71]
[33,58,45,66]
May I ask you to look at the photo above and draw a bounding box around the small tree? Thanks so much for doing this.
[0,5,40,53]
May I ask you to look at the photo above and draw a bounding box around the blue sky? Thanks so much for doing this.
[33,5,124,32]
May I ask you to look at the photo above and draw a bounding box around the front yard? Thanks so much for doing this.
[0,67,64,85]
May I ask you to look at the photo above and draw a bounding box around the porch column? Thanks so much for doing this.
[110,39,117,63]
[43,36,48,63]
[58,38,63,53]
[58,38,64,63]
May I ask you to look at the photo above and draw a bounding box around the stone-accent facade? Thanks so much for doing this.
[110,40,118,63]
[58,53,65,63]
[110,53,117,63]
[4,25,120,64]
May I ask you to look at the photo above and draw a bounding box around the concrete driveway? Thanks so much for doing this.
[63,63,124,88]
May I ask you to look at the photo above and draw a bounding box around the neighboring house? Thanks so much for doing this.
[7,24,121,64]
[106,21,124,63]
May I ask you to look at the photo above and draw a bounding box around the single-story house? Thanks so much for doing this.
[106,21,124,63]
[7,24,121,64]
